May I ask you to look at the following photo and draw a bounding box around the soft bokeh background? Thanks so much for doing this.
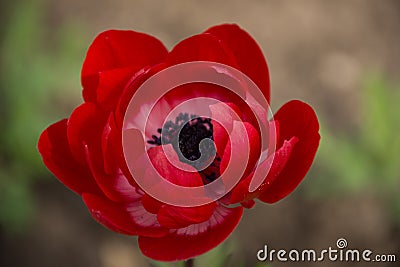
[0,0,399,266]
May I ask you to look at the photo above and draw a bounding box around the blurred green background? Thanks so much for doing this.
[0,0,399,266]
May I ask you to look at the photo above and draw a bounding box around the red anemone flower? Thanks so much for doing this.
[38,24,320,261]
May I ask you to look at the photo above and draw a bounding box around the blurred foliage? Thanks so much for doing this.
[0,0,87,233]
[305,74,400,223]
[253,264,272,267]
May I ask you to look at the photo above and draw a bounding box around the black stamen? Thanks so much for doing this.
[177,116,213,162]
[147,112,220,183]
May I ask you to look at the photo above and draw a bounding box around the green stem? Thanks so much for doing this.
[184,258,194,267]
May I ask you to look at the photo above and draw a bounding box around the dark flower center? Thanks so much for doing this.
[147,112,220,183]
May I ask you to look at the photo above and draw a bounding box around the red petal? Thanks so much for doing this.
[67,102,108,164]
[138,205,243,261]
[38,119,101,195]
[102,113,135,184]
[165,33,238,67]
[241,199,256,209]
[115,64,165,128]
[229,136,298,204]
[157,202,217,228]
[220,121,261,179]
[141,194,163,214]
[121,127,147,168]
[86,145,140,203]
[129,144,209,206]
[147,145,204,187]
[258,100,320,203]
[82,193,168,237]
[205,24,270,103]
[209,102,243,155]
[82,30,168,102]
[95,67,138,110]
[101,113,121,174]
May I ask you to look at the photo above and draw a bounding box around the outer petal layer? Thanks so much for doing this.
[205,24,270,103]
[38,119,101,195]
[67,102,108,164]
[82,30,168,103]
[229,136,298,204]
[138,205,243,261]
[165,33,237,67]
[83,193,168,237]
[157,202,217,228]
[258,100,320,203]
